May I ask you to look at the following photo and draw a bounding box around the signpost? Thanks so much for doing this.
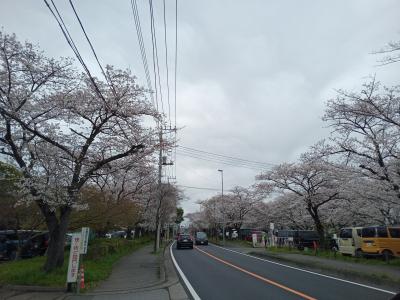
[67,233,81,290]
[252,233,257,248]
[66,227,90,293]
[80,227,90,255]
[269,223,275,247]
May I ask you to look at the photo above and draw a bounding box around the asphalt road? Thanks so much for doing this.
[171,243,397,300]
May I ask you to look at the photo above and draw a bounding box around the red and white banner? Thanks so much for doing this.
[67,233,81,283]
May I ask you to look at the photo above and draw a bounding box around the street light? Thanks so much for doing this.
[217,169,225,246]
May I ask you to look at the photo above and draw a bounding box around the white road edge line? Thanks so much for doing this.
[170,242,202,300]
[211,244,397,295]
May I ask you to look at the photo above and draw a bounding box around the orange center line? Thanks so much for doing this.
[194,246,317,300]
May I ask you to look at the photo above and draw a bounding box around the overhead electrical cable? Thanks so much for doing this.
[148,0,165,116]
[173,0,178,181]
[174,0,178,130]
[68,0,117,97]
[130,0,156,108]
[44,0,106,102]
[177,185,220,191]
[162,0,171,128]
[176,150,270,171]
[178,146,276,168]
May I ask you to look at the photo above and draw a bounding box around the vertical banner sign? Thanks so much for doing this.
[269,223,275,247]
[252,233,257,248]
[67,233,81,283]
[80,227,90,255]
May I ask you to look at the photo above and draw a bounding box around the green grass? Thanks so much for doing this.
[265,246,400,268]
[0,236,152,289]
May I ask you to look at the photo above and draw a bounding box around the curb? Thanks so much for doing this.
[0,284,65,293]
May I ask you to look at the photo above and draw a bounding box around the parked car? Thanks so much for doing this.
[19,231,49,258]
[338,227,363,257]
[0,230,18,260]
[176,234,193,249]
[276,230,296,246]
[275,230,319,250]
[106,231,127,239]
[195,232,208,245]
[361,226,400,260]
[293,230,319,250]
[0,230,49,260]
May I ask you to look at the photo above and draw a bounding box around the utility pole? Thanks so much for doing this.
[154,125,175,252]
[218,169,225,246]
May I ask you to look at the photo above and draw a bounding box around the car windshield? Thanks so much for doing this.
[339,228,352,239]
[180,235,190,239]
[362,227,376,238]
[196,232,207,239]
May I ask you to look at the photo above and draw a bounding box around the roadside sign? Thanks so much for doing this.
[270,223,274,230]
[80,227,90,254]
[67,233,81,283]
[252,233,257,247]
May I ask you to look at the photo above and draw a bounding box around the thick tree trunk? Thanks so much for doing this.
[308,206,325,248]
[126,226,133,239]
[41,205,72,272]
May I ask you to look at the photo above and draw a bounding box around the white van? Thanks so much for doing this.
[338,227,363,257]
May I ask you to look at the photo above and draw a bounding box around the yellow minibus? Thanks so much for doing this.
[361,226,400,260]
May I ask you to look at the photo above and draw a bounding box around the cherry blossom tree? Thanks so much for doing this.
[222,185,265,234]
[324,79,400,199]
[374,40,400,65]
[256,155,343,246]
[0,32,158,271]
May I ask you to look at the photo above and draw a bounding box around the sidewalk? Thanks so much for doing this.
[0,242,189,300]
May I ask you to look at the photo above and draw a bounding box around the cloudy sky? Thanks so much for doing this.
[2,0,399,215]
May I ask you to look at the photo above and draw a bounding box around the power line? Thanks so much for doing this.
[162,0,171,128]
[174,0,178,130]
[68,0,116,96]
[148,0,165,116]
[177,185,220,191]
[176,150,270,171]
[131,0,156,109]
[173,0,178,183]
[178,146,276,168]
[162,0,173,182]
[44,0,105,102]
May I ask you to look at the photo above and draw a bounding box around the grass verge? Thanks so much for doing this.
[250,251,400,288]
[265,246,400,268]
[0,236,152,289]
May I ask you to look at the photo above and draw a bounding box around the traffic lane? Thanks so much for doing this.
[203,244,394,300]
[172,244,306,300]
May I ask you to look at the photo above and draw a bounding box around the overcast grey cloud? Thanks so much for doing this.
[2,0,399,215]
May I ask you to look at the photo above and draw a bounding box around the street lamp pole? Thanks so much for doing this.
[218,169,224,246]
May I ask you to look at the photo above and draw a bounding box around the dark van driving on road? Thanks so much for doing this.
[195,232,208,245]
